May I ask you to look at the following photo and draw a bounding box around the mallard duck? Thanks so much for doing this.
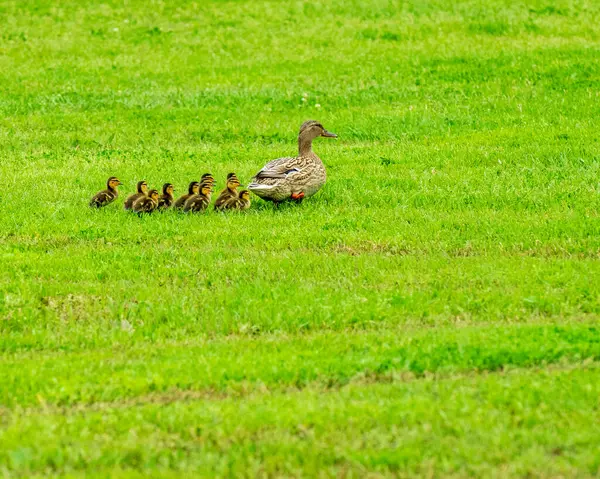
[214,173,241,211]
[248,120,337,204]
[222,189,251,211]
[89,176,121,208]
[132,189,160,214]
[183,182,214,212]
[124,181,148,210]
[157,183,175,210]
[173,181,200,210]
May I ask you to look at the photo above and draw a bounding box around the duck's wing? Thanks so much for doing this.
[183,195,204,212]
[252,156,301,180]
[124,193,141,210]
[173,195,189,209]
[89,190,113,207]
[132,197,145,212]
[214,188,234,209]
[221,195,240,210]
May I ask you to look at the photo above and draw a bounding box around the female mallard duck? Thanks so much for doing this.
[248,120,337,204]
[173,181,200,210]
[157,183,175,210]
[214,173,241,211]
[222,189,251,211]
[124,181,148,210]
[132,189,160,214]
[89,176,121,208]
[183,182,213,212]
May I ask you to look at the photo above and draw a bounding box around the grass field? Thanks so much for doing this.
[1,0,600,476]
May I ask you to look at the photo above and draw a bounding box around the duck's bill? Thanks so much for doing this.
[322,130,337,138]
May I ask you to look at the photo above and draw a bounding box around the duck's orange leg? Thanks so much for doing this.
[291,192,305,201]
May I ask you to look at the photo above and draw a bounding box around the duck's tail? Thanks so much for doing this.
[247,182,275,197]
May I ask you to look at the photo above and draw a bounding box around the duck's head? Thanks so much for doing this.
[137,181,149,194]
[148,189,160,201]
[238,190,251,201]
[226,173,241,189]
[201,173,215,185]
[299,120,337,141]
[189,181,201,195]
[162,183,174,195]
[201,183,213,196]
[107,177,121,189]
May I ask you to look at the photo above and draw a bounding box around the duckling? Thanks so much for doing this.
[183,182,214,212]
[132,189,160,214]
[173,181,200,210]
[248,120,337,204]
[157,183,175,210]
[89,176,121,208]
[222,189,251,211]
[214,173,241,211]
[124,181,149,210]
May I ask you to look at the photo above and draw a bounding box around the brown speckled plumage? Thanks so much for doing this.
[248,121,336,203]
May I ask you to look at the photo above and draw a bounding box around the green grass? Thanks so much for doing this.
[1,0,600,476]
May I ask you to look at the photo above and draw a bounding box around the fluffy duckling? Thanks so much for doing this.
[183,182,214,212]
[132,189,160,214]
[157,183,175,210]
[214,173,241,211]
[222,189,251,211]
[124,181,148,210]
[89,176,121,208]
[173,181,200,210]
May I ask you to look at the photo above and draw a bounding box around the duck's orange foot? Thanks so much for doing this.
[291,192,305,200]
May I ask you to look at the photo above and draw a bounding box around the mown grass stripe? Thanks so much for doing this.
[1,323,598,408]
[1,366,599,478]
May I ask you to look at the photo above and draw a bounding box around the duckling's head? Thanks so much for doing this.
[201,183,212,196]
[227,174,241,189]
[107,177,121,189]
[239,190,250,201]
[201,173,215,183]
[137,181,149,194]
[148,189,159,201]
[162,183,174,195]
[189,181,201,195]
[299,120,337,140]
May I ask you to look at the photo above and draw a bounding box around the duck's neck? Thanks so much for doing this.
[108,185,118,195]
[298,136,314,156]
